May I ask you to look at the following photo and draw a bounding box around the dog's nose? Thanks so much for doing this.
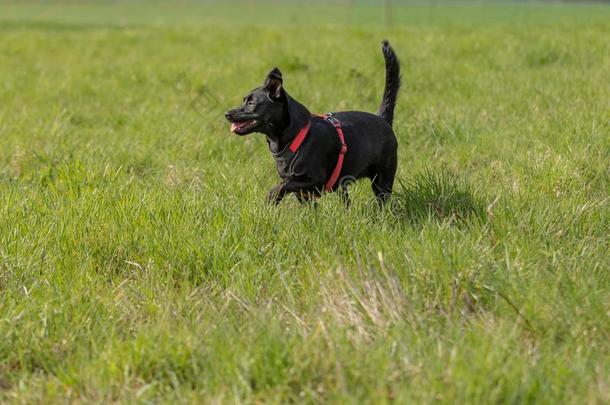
[225,112,230,120]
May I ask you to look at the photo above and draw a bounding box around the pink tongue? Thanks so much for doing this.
[230,123,238,133]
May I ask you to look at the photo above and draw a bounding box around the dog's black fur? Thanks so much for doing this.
[225,40,401,206]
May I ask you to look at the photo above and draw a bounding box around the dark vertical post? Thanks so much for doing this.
[384,0,392,27]
[346,0,354,23]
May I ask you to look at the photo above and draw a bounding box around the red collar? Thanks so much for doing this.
[287,114,347,191]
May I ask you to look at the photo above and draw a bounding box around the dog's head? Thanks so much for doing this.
[225,68,287,136]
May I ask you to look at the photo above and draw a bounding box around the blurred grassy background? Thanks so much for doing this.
[2,0,610,26]
[0,0,609,403]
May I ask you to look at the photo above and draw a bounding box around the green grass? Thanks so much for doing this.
[1,0,609,403]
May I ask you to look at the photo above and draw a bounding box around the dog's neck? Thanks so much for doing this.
[266,93,311,154]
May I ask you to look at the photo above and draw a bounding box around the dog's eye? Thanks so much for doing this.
[247,101,255,107]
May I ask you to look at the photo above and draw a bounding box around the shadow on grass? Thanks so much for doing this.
[388,169,487,226]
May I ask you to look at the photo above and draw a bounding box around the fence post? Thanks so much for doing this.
[384,0,392,27]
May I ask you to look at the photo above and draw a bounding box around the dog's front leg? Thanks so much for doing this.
[267,180,323,205]
[267,183,288,205]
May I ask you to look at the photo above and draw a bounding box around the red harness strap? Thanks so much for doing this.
[321,114,347,191]
[289,121,311,153]
[288,113,347,192]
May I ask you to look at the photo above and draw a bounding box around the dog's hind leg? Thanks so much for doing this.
[372,177,393,206]
[371,175,394,206]
[370,159,397,207]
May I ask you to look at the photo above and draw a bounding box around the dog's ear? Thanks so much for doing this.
[264,67,283,99]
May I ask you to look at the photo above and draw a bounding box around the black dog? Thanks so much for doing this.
[225,40,401,206]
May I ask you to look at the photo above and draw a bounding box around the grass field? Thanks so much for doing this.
[1,0,609,403]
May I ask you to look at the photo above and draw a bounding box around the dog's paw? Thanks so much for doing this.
[266,185,283,205]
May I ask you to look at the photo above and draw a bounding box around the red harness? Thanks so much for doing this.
[288,113,347,191]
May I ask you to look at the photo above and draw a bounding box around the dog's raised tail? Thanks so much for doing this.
[377,40,401,127]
